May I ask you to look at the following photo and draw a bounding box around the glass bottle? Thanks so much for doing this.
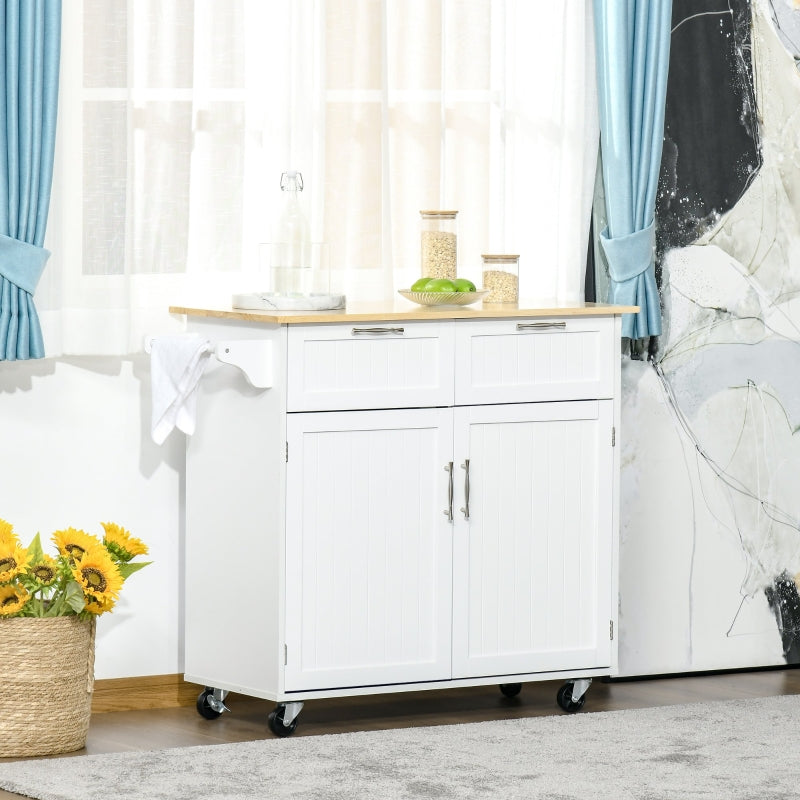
[272,171,311,295]
[420,210,458,280]
[482,254,519,303]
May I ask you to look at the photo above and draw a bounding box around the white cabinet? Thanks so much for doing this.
[284,408,454,691]
[451,400,614,679]
[181,306,625,735]
[284,400,613,693]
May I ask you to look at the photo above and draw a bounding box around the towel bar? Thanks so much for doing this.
[144,336,273,389]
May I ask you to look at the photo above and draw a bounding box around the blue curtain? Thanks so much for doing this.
[0,0,61,360]
[594,0,671,341]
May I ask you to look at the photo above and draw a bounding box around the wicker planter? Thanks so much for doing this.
[0,616,96,758]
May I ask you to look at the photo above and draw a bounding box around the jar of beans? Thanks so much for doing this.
[482,254,519,303]
[420,210,458,280]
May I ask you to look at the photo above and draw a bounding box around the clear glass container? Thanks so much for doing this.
[482,254,519,303]
[420,210,458,280]
[272,170,311,295]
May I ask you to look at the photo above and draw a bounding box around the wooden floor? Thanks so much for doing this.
[2,668,799,798]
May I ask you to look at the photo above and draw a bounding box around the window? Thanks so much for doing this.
[40,0,597,355]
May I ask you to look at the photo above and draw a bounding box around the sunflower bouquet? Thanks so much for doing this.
[0,518,150,618]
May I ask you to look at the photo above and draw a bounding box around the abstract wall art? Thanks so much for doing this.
[616,0,800,675]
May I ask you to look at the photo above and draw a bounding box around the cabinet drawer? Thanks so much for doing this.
[287,321,455,411]
[454,316,615,404]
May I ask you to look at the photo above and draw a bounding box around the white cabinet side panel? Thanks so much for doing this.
[452,401,614,678]
[285,408,453,691]
[184,321,286,698]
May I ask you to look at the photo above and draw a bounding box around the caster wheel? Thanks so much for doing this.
[499,683,522,698]
[196,688,222,720]
[268,704,299,737]
[556,682,586,713]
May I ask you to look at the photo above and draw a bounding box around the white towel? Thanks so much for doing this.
[150,334,212,445]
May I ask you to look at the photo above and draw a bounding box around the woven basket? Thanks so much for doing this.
[0,616,96,758]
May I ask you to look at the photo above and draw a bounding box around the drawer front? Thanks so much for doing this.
[454,316,616,404]
[287,321,455,411]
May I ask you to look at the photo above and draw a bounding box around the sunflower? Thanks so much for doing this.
[52,527,102,563]
[0,518,18,546]
[71,546,123,602]
[84,593,116,615]
[100,522,149,562]
[0,584,30,616]
[0,541,29,583]
[27,554,60,587]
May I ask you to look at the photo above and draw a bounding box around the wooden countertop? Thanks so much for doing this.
[169,299,639,325]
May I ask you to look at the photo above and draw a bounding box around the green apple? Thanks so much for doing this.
[411,277,432,291]
[453,278,476,292]
[424,278,457,292]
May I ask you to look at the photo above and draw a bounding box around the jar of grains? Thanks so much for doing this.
[420,210,458,280]
[482,254,519,303]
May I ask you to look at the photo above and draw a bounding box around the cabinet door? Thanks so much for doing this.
[285,408,454,691]
[451,401,614,679]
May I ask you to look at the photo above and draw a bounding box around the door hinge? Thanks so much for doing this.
[284,644,288,665]
[610,620,614,640]
[611,426,616,447]
[285,441,288,462]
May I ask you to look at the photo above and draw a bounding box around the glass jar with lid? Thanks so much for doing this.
[420,210,458,280]
[482,254,519,303]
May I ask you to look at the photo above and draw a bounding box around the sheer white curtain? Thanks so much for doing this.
[38,0,597,356]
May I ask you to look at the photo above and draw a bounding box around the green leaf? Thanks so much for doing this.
[64,580,87,614]
[117,561,152,580]
[27,532,44,563]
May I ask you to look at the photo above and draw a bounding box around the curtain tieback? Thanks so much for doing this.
[0,234,51,295]
[599,221,655,283]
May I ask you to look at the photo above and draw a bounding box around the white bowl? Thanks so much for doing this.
[398,289,490,307]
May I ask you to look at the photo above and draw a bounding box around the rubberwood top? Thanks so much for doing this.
[169,299,639,325]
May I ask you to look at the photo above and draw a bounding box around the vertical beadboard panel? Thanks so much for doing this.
[452,401,611,678]
[575,419,597,650]
[285,408,452,691]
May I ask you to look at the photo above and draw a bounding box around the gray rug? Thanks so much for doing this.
[2,694,799,799]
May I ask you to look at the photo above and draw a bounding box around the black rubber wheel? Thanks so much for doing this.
[268,704,299,737]
[556,682,586,713]
[499,683,522,698]
[196,688,222,720]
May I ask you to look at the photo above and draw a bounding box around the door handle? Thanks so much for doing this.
[460,459,470,520]
[444,462,453,522]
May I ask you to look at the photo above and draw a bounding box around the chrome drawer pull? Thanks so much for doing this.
[351,326,405,336]
[516,322,567,331]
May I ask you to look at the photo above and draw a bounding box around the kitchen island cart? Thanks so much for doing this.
[173,299,635,735]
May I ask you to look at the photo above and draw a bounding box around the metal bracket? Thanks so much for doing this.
[282,701,304,726]
[208,688,230,714]
[570,678,592,703]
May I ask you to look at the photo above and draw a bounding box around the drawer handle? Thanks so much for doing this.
[516,322,567,331]
[351,326,405,336]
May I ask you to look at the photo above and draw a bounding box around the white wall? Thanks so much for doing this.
[0,355,184,680]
